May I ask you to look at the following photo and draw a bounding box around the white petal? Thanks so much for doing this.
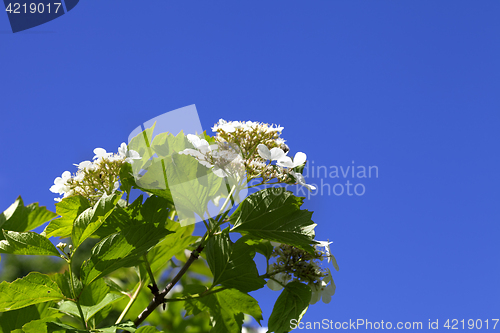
[187,134,201,147]
[61,171,71,180]
[93,148,107,157]
[293,152,307,166]
[269,147,287,161]
[257,144,271,160]
[277,156,294,168]
[270,241,281,247]
[49,184,61,194]
[118,142,127,157]
[309,291,321,305]
[266,279,284,291]
[324,282,336,296]
[128,150,141,159]
[322,292,332,304]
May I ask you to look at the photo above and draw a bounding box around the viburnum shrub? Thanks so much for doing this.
[0,119,338,333]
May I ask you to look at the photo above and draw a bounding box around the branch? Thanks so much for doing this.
[133,244,204,327]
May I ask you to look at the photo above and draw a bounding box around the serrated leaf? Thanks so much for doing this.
[80,224,173,286]
[151,130,190,158]
[44,196,91,238]
[230,189,317,253]
[205,229,265,293]
[0,272,66,311]
[0,302,62,333]
[129,129,225,222]
[54,278,118,325]
[0,230,60,257]
[240,236,274,260]
[58,293,123,322]
[268,281,311,333]
[0,196,57,237]
[185,288,262,333]
[50,271,83,300]
[137,154,224,220]
[145,220,198,276]
[72,192,122,248]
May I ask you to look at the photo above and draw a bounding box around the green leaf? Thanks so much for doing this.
[0,272,66,311]
[0,230,60,257]
[205,229,265,293]
[268,281,311,333]
[129,129,224,222]
[136,327,162,333]
[230,189,317,253]
[72,192,122,248]
[50,271,82,300]
[46,322,87,332]
[145,220,198,276]
[185,288,262,333]
[80,224,173,286]
[0,302,62,333]
[55,278,122,324]
[151,130,190,158]
[137,154,224,220]
[119,162,134,195]
[58,293,123,322]
[240,236,274,260]
[44,196,91,238]
[0,197,57,237]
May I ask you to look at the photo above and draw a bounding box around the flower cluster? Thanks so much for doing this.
[179,134,245,179]
[267,241,336,304]
[212,119,287,159]
[209,119,315,190]
[49,143,140,205]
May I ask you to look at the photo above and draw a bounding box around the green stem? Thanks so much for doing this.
[164,287,227,303]
[68,260,88,331]
[143,254,159,295]
[115,280,143,324]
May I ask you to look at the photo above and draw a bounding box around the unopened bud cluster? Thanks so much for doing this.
[50,143,140,205]
[211,119,297,184]
[271,244,327,285]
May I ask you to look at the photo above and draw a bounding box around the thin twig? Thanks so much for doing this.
[133,244,204,326]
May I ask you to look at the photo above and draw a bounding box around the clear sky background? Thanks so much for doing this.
[1,1,499,331]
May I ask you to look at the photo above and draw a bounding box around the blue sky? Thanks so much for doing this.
[1,1,500,331]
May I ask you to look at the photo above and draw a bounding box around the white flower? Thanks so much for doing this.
[49,171,72,194]
[180,135,245,179]
[267,272,290,291]
[270,241,281,247]
[212,119,283,134]
[315,240,333,263]
[186,135,211,153]
[309,271,336,304]
[257,144,287,161]
[117,142,141,164]
[74,160,94,171]
[290,171,316,191]
[117,142,128,158]
[93,148,112,160]
[277,152,307,169]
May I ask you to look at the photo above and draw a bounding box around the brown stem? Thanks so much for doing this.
[133,244,204,327]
